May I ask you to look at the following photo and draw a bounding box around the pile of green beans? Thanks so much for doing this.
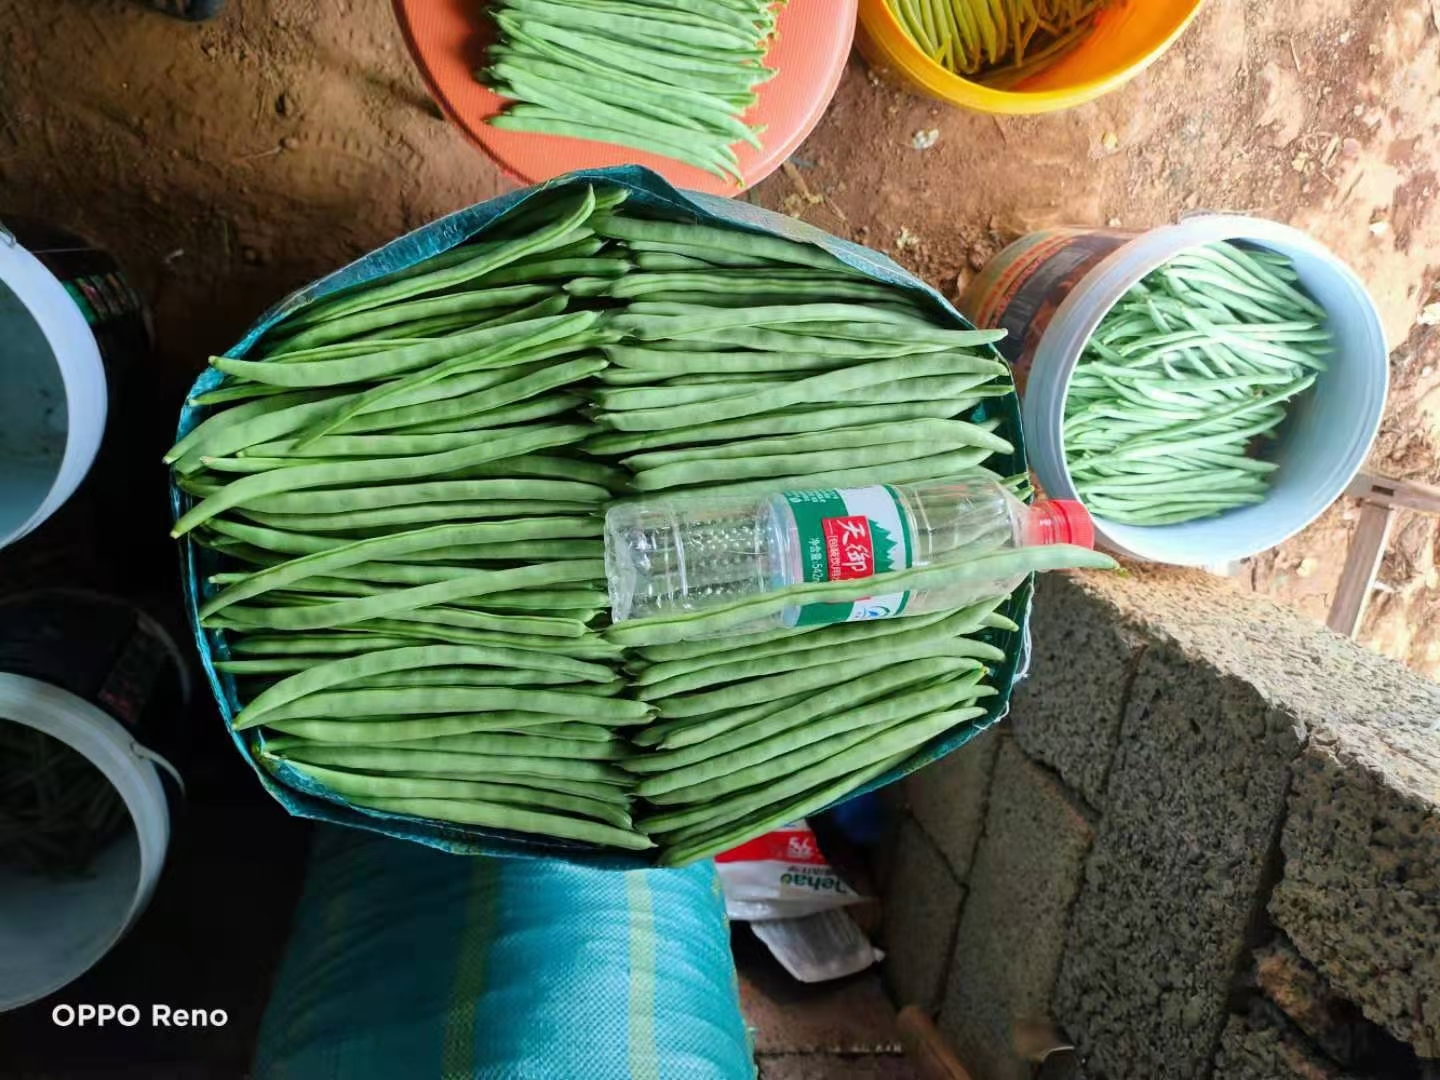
[1063,242,1331,527]
[171,182,1116,863]
[883,0,1112,86]
[0,722,128,878]
[482,0,778,182]
[623,599,1006,865]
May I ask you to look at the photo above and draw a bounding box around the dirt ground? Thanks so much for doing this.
[1,0,1437,677]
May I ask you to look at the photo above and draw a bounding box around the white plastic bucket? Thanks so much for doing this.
[0,675,171,1012]
[0,225,109,550]
[960,216,1389,565]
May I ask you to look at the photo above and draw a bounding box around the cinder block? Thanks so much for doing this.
[939,742,1095,1080]
[1270,722,1440,1057]
[1052,644,1302,1080]
[881,818,964,1013]
[1252,937,1375,1067]
[903,726,1002,882]
[1008,574,1146,809]
[1020,566,1440,1077]
[1212,1006,1348,1080]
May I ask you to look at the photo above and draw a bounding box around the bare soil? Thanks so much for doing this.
[1,0,1437,676]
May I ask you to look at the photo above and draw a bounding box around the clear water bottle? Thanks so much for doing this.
[605,477,1094,632]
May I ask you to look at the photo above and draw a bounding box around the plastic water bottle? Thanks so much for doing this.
[605,477,1094,631]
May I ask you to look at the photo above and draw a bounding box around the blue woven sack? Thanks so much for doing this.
[173,166,1032,866]
[253,826,754,1080]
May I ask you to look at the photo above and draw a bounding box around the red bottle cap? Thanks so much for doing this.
[1028,500,1096,550]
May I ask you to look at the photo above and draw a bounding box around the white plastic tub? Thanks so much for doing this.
[0,591,188,1012]
[962,215,1389,565]
[0,226,109,550]
[0,676,170,1012]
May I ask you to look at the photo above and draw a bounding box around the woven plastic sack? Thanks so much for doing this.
[173,165,1032,865]
[253,826,754,1080]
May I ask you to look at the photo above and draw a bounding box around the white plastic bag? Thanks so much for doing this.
[715,819,866,921]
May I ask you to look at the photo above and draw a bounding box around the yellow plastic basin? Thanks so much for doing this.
[856,0,1206,115]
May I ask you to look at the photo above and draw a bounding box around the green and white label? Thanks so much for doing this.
[783,485,914,626]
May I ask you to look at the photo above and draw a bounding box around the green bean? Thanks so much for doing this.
[641,681,988,802]
[500,16,768,81]
[584,402,970,455]
[218,302,584,387]
[490,113,738,181]
[494,61,758,153]
[241,501,594,532]
[251,685,651,727]
[299,322,612,446]
[166,390,328,466]
[333,357,605,438]
[363,731,624,762]
[378,393,585,436]
[208,560,603,635]
[235,644,614,728]
[638,607,1004,700]
[592,378,786,412]
[633,603,970,667]
[624,420,1010,473]
[629,692,809,751]
[238,478,606,516]
[610,302,982,343]
[609,544,1115,647]
[640,746,906,841]
[656,645,985,721]
[503,0,757,49]
[602,346,842,374]
[489,43,753,130]
[642,326,982,359]
[199,519,599,615]
[636,604,1008,696]
[282,187,597,329]
[655,710,984,863]
[281,761,633,829]
[266,286,559,353]
[176,365,564,470]
[172,422,593,535]
[352,620,622,660]
[229,633,411,656]
[266,742,628,784]
[265,711,589,745]
[630,659,980,768]
[653,446,998,502]
[982,611,1020,632]
[216,657,323,675]
[600,354,1005,432]
[630,439,1000,493]
[465,588,607,610]
[348,795,652,850]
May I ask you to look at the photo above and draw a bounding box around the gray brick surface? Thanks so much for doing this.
[881,819,964,1013]
[1032,566,1440,1076]
[1270,722,1440,1057]
[903,726,1002,883]
[1008,574,1147,809]
[939,742,1094,1080]
[1213,1006,1350,1080]
[1052,642,1302,1079]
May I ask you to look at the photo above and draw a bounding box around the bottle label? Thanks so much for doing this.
[784,486,913,626]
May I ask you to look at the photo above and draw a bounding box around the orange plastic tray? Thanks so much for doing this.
[393,0,857,196]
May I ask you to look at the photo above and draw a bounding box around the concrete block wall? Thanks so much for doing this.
[878,566,1440,1079]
